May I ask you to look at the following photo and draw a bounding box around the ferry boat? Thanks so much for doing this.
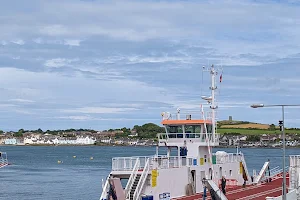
[0,151,8,168]
[100,65,300,200]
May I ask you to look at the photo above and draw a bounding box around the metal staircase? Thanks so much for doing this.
[133,158,150,200]
[100,174,111,200]
[129,174,141,200]
[125,159,140,200]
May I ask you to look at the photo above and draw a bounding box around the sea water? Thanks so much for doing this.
[0,146,297,200]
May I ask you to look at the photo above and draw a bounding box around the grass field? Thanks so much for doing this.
[220,123,271,129]
[217,128,300,135]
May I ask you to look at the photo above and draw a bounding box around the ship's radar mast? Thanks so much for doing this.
[202,64,222,136]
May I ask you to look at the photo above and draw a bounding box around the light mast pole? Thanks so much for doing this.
[210,65,216,139]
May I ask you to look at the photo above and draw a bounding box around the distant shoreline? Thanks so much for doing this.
[1,143,299,149]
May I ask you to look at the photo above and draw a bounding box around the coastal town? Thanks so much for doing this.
[1,121,300,148]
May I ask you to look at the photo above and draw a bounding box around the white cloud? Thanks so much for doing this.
[58,115,93,121]
[95,118,159,121]
[10,99,35,103]
[62,107,138,114]
[1,1,300,129]
[39,24,70,36]
[44,58,79,68]
[64,39,81,46]
[11,39,25,45]
[33,38,43,44]
[126,55,191,64]
[13,109,34,115]
[56,115,158,121]
[12,56,20,60]
[1,0,300,63]
[1,40,8,45]
[0,103,17,108]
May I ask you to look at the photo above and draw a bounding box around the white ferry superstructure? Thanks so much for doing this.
[100,65,300,200]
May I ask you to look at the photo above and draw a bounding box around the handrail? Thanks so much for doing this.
[99,175,110,200]
[133,158,150,200]
[213,152,243,164]
[241,155,251,182]
[112,153,250,172]
[205,179,228,200]
[269,166,280,174]
[112,156,149,171]
[261,166,289,182]
[112,156,197,171]
[254,161,269,183]
[125,158,140,199]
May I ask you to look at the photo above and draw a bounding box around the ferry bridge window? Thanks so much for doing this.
[185,125,201,138]
[167,125,183,138]
[206,124,212,133]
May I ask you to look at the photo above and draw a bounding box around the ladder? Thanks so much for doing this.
[133,158,150,200]
[125,159,140,199]
[129,174,142,200]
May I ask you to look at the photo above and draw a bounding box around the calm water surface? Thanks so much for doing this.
[0,146,298,200]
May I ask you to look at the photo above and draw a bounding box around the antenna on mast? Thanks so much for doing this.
[201,66,205,96]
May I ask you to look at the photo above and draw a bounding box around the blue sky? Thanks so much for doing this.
[1,0,300,131]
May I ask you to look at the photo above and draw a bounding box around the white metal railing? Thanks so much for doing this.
[290,155,300,167]
[160,112,214,121]
[213,153,243,164]
[213,152,251,181]
[270,166,285,177]
[133,158,150,200]
[289,155,300,190]
[289,166,297,190]
[112,153,250,172]
[125,159,140,199]
[112,156,149,171]
[99,175,110,200]
[260,166,289,183]
[112,156,197,171]
[269,166,280,174]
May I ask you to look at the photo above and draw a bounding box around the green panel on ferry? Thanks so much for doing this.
[212,155,216,164]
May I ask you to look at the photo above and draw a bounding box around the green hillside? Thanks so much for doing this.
[217,120,300,135]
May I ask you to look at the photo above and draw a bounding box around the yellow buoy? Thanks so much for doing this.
[73,156,76,158]
[58,160,62,164]
[90,157,94,160]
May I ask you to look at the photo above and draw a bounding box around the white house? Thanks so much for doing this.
[4,138,17,145]
[128,140,138,145]
[76,136,96,145]
[101,138,111,144]
[24,136,39,145]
